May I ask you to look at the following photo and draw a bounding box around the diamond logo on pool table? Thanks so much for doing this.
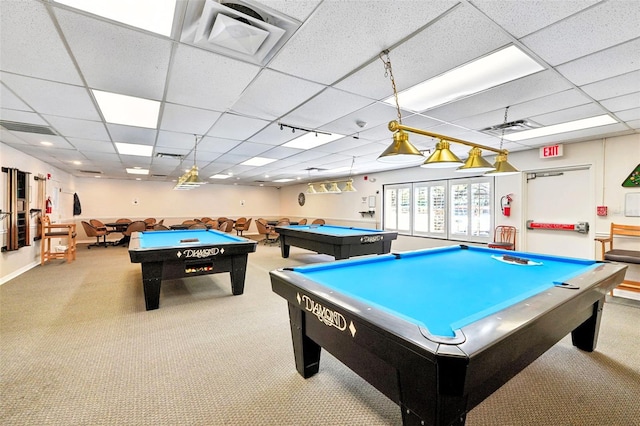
[349,321,356,337]
[177,251,182,258]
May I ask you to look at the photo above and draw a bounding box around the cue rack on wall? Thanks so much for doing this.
[1,167,31,252]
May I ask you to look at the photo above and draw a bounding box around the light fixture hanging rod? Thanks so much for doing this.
[278,122,332,136]
[388,120,508,155]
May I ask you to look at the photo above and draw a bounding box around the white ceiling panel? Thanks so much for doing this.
[43,115,110,141]
[1,109,48,126]
[283,88,374,129]
[0,73,100,120]
[1,0,638,185]
[469,0,599,39]
[600,93,640,113]
[165,44,261,111]
[107,124,157,145]
[54,8,172,100]
[520,1,640,65]
[0,0,83,85]
[160,103,222,134]
[231,69,325,120]
[207,113,269,140]
[580,70,640,101]
[556,38,640,86]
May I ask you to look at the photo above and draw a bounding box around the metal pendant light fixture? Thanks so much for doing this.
[377,51,425,164]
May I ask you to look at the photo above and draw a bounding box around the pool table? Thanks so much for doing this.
[274,224,398,260]
[269,245,627,426]
[128,229,256,310]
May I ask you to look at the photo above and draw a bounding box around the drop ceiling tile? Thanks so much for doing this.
[160,103,222,134]
[254,0,321,21]
[321,102,401,136]
[269,0,457,84]
[231,69,325,120]
[259,145,301,159]
[156,130,198,150]
[67,137,115,153]
[580,71,640,100]
[556,38,640,86]
[0,84,32,111]
[0,73,100,120]
[80,151,121,163]
[166,45,261,111]
[283,88,374,129]
[616,108,640,122]
[54,8,172,100]
[197,136,242,154]
[521,1,640,65]
[12,133,73,149]
[107,124,157,144]
[531,103,624,126]
[313,136,371,154]
[43,115,110,140]
[207,113,270,140]
[213,153,253,164]
[335,3,511,100]
[470,0,598,38]
[0,0,83,85]
[600,93,640,113]
[221,141,272,157]
[0,109,48,125]
[1,129,29,145]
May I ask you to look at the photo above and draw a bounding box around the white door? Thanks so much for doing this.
[524,167,594,259]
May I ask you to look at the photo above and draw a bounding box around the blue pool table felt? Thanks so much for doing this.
[138,229,245,248]
[290,246,598,337]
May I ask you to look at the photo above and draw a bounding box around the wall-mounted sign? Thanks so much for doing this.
[540,144,563,158]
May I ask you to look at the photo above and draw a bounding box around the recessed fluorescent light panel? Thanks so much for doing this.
[283,132,344,150]
[504,115,617,141]
[92,90,160,128]
[210,174,232,179]
[55,0,176,36]
[273,178,294,183]
[241,157,277,166]
[115,142,153,157]
[385,45,544,112]
[126,168,149,175]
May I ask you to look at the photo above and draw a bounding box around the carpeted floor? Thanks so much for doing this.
[1,237,639,425]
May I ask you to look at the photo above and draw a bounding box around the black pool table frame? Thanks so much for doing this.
[270,257,626,426]
[275,225,398,260]
[128,232,256,310]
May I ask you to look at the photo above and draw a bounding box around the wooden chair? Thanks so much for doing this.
[595,223,640,293]
[40,215,77,264]
[90,219,110,234]
[256,218,279,244]
[152,224,170,230]
[298,218,307,225]
[81,221,110,248]
[218,221,229,233]
[144,217,156,229]
[188,223,208,229]
[204,219,219,230]
[311,218,326,225]
[488,225,516,251]
[121,221,146,246]
[222,219,235,233]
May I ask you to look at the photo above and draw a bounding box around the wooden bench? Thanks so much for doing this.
[595,223,640,293]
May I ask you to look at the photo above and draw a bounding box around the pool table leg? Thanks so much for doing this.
[280,241,290,258]
[229,255,248,295]
[571,297,604,352]
[288,302,321,378]
[141,261,163,311]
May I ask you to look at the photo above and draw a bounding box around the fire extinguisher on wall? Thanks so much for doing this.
[501,194,513,217]
[45,196,53,214]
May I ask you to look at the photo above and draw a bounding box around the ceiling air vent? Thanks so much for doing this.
[151,174,168,178]
[180,0,300,64]
[79,170,102,174]
[156,152,184,159]
[0,120,57,136]
[480,119,541,137]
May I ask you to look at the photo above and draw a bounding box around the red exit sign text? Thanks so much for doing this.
[540,144,563,158]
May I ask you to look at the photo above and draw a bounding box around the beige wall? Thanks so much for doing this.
[2,133,639,284]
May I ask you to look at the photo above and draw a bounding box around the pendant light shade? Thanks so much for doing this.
[342,179,357,192]
[377,130,425,164]
[421,140,464,168]
[456,147,496,173]
[486,153,520,175]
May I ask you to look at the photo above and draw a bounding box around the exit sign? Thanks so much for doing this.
[540,144,563,158]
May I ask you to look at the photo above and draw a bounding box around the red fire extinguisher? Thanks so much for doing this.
[45,196,53,214]
[501,194,513,217]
